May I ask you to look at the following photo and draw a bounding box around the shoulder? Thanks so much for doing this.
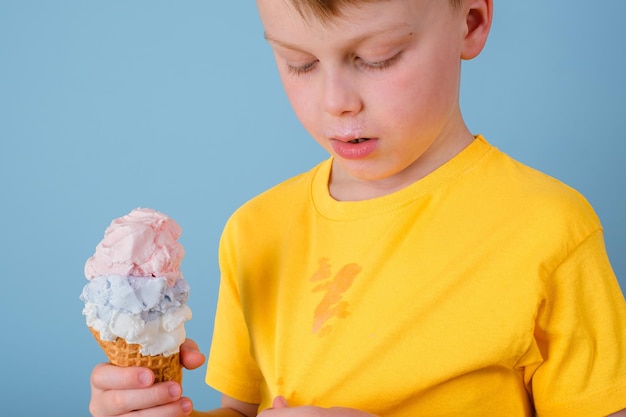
[491,148,597,216]
[222,160,326,234]
[477,145,602,247]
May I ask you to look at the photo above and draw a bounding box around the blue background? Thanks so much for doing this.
[1,1,624,415]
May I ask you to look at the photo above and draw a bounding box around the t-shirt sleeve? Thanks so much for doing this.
[205,224,263,405]
[531,229,626,417]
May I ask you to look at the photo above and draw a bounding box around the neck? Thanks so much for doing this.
[329,127,474,202]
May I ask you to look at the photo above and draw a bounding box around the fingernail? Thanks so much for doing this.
[181,399,193,413]
[169,383,182,398]
[139,371,153,386]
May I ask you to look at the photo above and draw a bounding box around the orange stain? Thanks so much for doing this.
[310,257,332,282]
[311,260,361,335]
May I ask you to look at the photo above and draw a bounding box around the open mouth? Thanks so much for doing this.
[330,137,377,160]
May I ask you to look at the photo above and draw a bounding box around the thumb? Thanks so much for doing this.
[272,396,289,409]
[180,339,206,370]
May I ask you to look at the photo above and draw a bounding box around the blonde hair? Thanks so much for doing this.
[286,0,463,22]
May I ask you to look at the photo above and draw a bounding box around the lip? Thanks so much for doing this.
[330,137,378,160]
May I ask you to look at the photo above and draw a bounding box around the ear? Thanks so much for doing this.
[461,0,493,60]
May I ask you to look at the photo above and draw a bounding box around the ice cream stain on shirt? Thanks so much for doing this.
[310,257,361,336]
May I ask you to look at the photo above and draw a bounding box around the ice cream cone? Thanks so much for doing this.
[82,209,190,385]
[89,327,182,384]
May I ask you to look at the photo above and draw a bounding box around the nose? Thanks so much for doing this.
[321,68,363,117]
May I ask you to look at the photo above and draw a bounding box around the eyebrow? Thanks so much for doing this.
[263,32,301,50]
[263,22,412,51]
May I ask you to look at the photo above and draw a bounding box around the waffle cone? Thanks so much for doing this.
[89,327,182,384]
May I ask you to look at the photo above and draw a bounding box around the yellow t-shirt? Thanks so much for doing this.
[206,136,626,416]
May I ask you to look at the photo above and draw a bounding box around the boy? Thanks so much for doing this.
[88,0,626,416]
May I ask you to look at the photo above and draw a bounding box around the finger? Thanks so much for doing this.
[91,363,155,391]
[92,396,193,417]
[95,382,185,416]
[180,338,199,351]
[137,396,192,417]
[272,396,289,409]
[180,340,206,370]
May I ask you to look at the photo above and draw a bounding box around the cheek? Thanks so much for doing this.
[282,80,319,129]
[280,78,335,152]
[386,56,460,120]
[371,72,434,128]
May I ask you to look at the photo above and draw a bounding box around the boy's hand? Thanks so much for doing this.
[258,397,378,417]
[88,338,205,417]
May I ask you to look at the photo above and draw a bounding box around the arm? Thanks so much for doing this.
[609,410,626,417]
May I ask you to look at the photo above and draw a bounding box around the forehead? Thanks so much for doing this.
[257,0,446,43]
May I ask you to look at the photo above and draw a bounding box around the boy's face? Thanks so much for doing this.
[258,0,483,198]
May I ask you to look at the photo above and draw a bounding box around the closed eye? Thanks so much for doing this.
[286,60,319,76]
[359,51,403,71]
[285,51,402,76]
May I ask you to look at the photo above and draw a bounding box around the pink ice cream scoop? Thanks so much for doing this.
[84,207,185,287]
